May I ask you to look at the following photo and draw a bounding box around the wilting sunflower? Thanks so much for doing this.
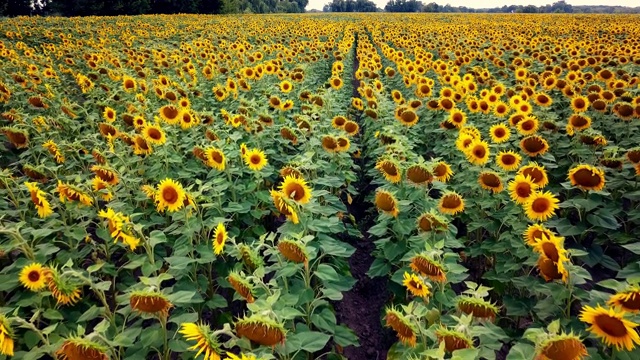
[228,271,255,303]
[279,175,312,204]
[478,171,504,193]
[57,181,93,206]
[385,308,417,347]
[43,139,65,163]
[212,222,227,255]
[435,327,473,353]
[537,332,587,360]
[520,135,549,157]
[523,223,555,246]
[130,290,173,317]
[433,161,453,182]
[406,164,433,186]
[439,192,465,215]
[133,135,153,156]
[519,162,549,188]
[375,189,399,217]
[244,148,268,171]
[568,164,606,191]
[496,150,521,171]
[524,191,560,222]
[270,190,299,224]
[278,239,309,264]
[457,296,499,321]
[90,165,119,185]
[466,140,490,165]
[142,124,166,145]
[56,337,109,360]
[0,314,14,356]
[25,182,53,218]
[97,207,139,250]
[180,322,222,360]
[608,286,640,313]
[508,174,539,205]
[579,305,640,351]
[19,262,47,291]
[44,267,82,306]
[410,253,447,282]
[156,178,186,212]
[489,123,511,143]
[376,159,402,183]
[205,147,226,171]
[235,316,286,346]
[403,272,430,298]
[2,127,29,148]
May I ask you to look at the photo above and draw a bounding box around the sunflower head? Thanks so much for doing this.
[228,271,255,303]
[536,332,587,360]
[279,175,312,204]
[524,191,560,222]
[19,262,47,292]
[410,253,447,283]
[238,244,264,273]
[496,150,522,171]
[568,164,606,192]
[478,171,504,193]
[155,178,186,213]
[438,191,465,215]
[456,296,499,321]
[44,267,82,306]
[416,212,449,234]
[180,322,222,359]
[433,161,453,182]
[56,336,109,360]
[384,307,417,347]
[375,189,399,217]
[435,326,474,353]
[277,239,309,264]
[235,315,286,346]
[579,305,640,351]
[406,164,433,186]
[402,272,431,298]
[466,140,490,165]
[489,123,511,143]
[213,222,228,255]
[376,159,402,184]
[0,314,14,356]
[244,148,268,171]
[608,286,640,313]
[129,290,173,316]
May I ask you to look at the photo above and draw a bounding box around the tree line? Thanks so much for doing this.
[0,0,309,16]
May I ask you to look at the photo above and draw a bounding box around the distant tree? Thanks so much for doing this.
[422,2,439,12]
[220,0,240,13]
[385,0,422,12]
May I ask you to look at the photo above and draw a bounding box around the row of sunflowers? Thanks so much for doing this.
[2,12,640,360]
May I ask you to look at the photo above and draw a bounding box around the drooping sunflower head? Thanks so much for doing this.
[228,271,255,303]
[457,296,499,321]
[568,164,606,192]
[0,313,14,356]
[57,181,93,206]
[238,244,264,273]
[90,165,119,185]
[478,171,504,194]
[608,286,640,313]
[410,253,447,283]
[375,189,399,217]
[435,326,474,353]
[43,267,82,306]
[406,164,433,186]
[1,126,29,148]
[129,290,173,316]
[277,239,309,264]
[270,190,299,224]
[279,175,312,204]
[343,120,359,136]
[180,322,222,360]
[133,135,152,156]
[56,336,109,360]
[156,178,186,213]
[384,307,417,347]
[496,150,522,171]
[235,315,286,346]
[19,262,47,291]
[438,191,465,215]
[579,305,640,351]
[375,159,402,184]
[536,332,587,360]
[569,114,592,131]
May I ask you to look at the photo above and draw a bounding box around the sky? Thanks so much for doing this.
[306,0,639,11]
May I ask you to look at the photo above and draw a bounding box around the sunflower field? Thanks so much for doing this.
[1,12,640,360]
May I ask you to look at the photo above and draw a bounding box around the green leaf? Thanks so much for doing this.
[292,331,331,353]
[149,230,167,248]
[587,213,619,230]
[506,343,536,360]
[367,258,391,278]
[311,308,337,334]
[113,327,142,347]
[43,309,64,320]
[169,312,199,325]
[333,325,359,347]
[451,348,480,360]
[314,264,339,283]
[623,243,640,255]
[78,306,103,322]
[167,291,203,305]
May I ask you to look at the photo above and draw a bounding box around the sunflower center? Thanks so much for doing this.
[442,195,461,209]
[522,120,534,131]
[216,232,224,244]
[28,270,41,282]
[523,168,543,184]
[494,128,505,137]
[571,116,589,127]
[382,163,398,176]
[211,151,223,163]
[250,155,261,165]
[594,314,629,337]
[286,183,306,201]
[622,293,640,310]
[473,146,486,158]
[162,107,179,119]
[516,183,532,198]
[538,256,561,279]
[523,137,545,152]
[148,128,162,140]
[162,186,179,204]
[532,198,550,213]
[543,338,585,360]
[542,242,560,262]
[501,154,515,165]
[573,169,603,187]
[481,174,500,188]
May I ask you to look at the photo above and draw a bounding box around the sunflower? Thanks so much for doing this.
[130,290,173,317]
[159,105,181,125]
[179,110,198,130]
[376,159,402,183]
[533,234,567,266]
[228,271,255,303]
[205,147,226,171]
[235,316,286,346]
[489,123,510,143]
[608,287,640,313]
[44,267,82,306]
[520,135,549,157]
[466,140,490,166]
[524,191,560,222]
[329,77,343,90]
[103,107,116,123]
[244,148,267,171]
[398,109,419,127]
[447,109,466,128]
[496,150,521,171]
[568,114,592,131]
[537,333,587,360]
[343,121,359,136]
[2,127,29,148]
[19,262,47,291]
[385,308,417,347]
[523,223,555,246]
[133,135,153,156]
[433,161,453,182]
[278,239,309,264]
[478,171,504,193]
[438,192,465,215]
[410,253,447,282]
[331,115,347,129]
[435,327,473,353]
[456,133,475,153]
[519,163,549,188]
[56,337,109,360]
[279,175,312,204]
[224,353,257,360]
[570,96,590,113]
[271,190,299,224]
[457,296,499,321]
[508,174,538,205]
[57,181,93,206]
[156,178,186,212]
[0,314,14,356]
[321,135,339,152]
[43,140,65,163]
[516,116,539,136]
[142,124,166,145]
[403,272,430,298]
[534,93,553,107]
[213,222,227,255]
[406,164,433,186]
[579,305,640,351]
[375,189,399,217]
[25,182,53,218]
[180,323,222,360]
[568,164,606,191]
[279,80,293,93]
[90,165,119,185]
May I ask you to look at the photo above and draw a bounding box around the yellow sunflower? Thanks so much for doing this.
[205,147,226,171]
[579,305,640,351]
[608,287,640,313]
[518,162,549,188]
[180,323,222,360]
[19,263,47,291]
[213,222,227,255]
[0,314,14,356]
[103,107,116,123]
[244,148,268,171]
[523,223,555,246]
[489,123,511,143]
[478,171,504,193]
[466,140,490,166]
[524,191,560,222]
[568,164,606,191]
[279,175,312,204]
[509,174,539,205]
[25,182,53,218]
[156,178,186,212]
[142,124,166,145]
[496,150,522,171]
[438,192,465,215]
[402,272,430,298]
[375,189,399,217]
[376,159,402,183]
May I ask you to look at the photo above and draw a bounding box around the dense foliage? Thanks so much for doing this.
[1,12,640,360]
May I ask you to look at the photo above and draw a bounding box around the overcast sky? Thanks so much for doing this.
[306,0,639,11]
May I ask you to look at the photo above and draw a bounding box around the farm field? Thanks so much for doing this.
[1,12,640,360]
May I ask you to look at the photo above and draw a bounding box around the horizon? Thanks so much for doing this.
[306,0,640,11]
